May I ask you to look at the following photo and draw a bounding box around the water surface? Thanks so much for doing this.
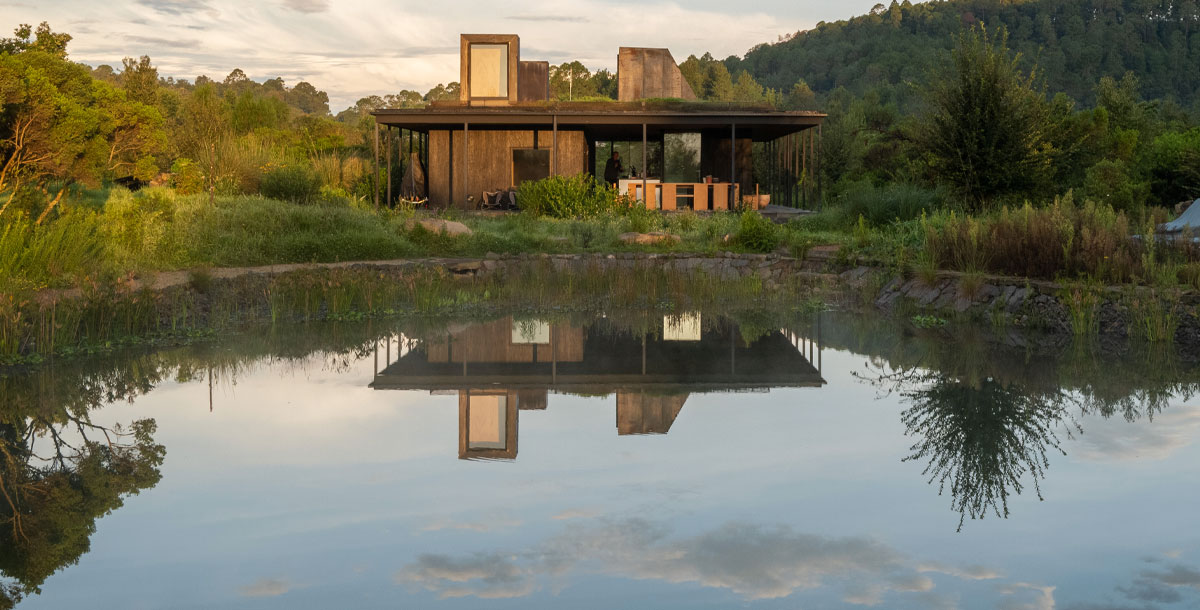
[4,311,1200,609]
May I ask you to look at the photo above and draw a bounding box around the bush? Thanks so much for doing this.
[101,188,176,268]
[518,173,630,219]
[261,165,322,203]
[734,210,781,253]
[831,181,945,228]
[1082,159,1148,214]
[170,158,205,195]
[0,213,104,292]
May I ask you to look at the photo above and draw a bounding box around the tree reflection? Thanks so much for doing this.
[0,402,164,608]
[862,364,1077,531]
[900,376,1076,531]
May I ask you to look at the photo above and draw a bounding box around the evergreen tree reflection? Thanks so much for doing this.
[864,364,1078,531]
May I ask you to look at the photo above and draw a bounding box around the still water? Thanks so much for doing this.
[4,311,1200,609]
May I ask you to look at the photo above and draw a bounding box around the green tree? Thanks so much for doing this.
[177,83,229,204]
[0,23,70,58]
[916,25,1055,208]
[120,55,158,106]
[732,71,764,102]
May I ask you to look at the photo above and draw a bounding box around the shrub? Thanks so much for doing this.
[261,165,322,203]
[101,188,176,268]
[518,173,630,219]
[171,158,205,195]
[733,210,781,253]
[832,181,945,228]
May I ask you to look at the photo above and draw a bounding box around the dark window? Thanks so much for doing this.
[512,149,550,186]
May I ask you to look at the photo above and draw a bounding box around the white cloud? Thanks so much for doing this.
[396,518,1008,604]
[239,577,291,597]
[1073,406,1200,462]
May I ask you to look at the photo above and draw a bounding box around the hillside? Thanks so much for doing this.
[726,0,1200,106]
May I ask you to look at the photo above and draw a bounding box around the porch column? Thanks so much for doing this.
[641,122,647,207]
[730,123,736,209]
[552,114,558,177]
[373,122,380,209]
[386,126,393,207]
[463,121,470,209]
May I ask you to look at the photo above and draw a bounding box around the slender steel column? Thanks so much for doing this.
[386,127,393,207]
[373,122,380,209]
[641,123,648,208]
[730,123,736,209]
[463,122,469,209]
[552,114,558,176]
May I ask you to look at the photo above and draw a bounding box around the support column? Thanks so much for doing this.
[730,123,736,210]
[641,123,647,208]
[386,127,393,207]
[373,122,380,209]
[552,114,558,177]
[463,122,470,209]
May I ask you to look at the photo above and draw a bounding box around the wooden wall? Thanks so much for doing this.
[426,318,585,363]
[428,129,587,208]
[617,47,697,102]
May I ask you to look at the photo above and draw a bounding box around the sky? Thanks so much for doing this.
[6,0,905,111]
[16,321,1200,609]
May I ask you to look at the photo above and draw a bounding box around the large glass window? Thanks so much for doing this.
[469,43,508,98]
[664,133,702,183]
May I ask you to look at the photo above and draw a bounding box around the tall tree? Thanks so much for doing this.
[916,25,1056,207]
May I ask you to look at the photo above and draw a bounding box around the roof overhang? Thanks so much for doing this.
[371,107,825,140]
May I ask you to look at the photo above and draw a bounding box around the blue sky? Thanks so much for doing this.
[9,0,911,110]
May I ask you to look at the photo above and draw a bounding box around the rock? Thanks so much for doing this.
[618,232,681,246]
[448,261,481,273]
[406,218,473,237]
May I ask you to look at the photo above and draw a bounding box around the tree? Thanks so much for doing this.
[916,25,1056,208]
[732,71,764,102]
[285,81,329,115]
[550,61,596,100]
[0,23,70,58]
[782,80,818,110]
[704,63,735,101]
[177,83,229,204]
[94,82,167,179]
[120,55,158,106]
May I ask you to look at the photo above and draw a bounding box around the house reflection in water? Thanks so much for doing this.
[370,314,824,460]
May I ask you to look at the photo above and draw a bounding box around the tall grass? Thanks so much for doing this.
[0,213,104,292]
[922,194,1181,284]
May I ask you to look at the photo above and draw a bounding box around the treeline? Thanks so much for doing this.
[727,0,1200,110]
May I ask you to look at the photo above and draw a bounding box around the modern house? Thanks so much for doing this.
[371,34,825,210]
[369,315,825,460]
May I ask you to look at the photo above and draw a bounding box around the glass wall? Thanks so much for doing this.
[663,133,701,183]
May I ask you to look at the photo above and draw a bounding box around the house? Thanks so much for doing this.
[371,34,825,210]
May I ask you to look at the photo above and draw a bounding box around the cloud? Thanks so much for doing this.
[420,515,522,533]
[396,552,534,599]
[1073,406,1200,462]
[551,508,599,520]
[135,0,212,16]
[282,0,329,13]
[920,562,1003,581]
[239,578,291,597]
[396,518,1005,604]
[506,15,589,23]
[997,583,1056,610]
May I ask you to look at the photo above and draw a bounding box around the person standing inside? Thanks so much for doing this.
[603,151,623,189]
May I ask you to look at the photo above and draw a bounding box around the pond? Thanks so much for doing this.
[3,309,1199,609]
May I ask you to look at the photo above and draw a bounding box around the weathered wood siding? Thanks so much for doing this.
[428,128,588,208]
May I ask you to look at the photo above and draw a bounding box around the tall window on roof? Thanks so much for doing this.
[470,43,508,98]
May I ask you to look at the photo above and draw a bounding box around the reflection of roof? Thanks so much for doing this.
[371,321,824,393]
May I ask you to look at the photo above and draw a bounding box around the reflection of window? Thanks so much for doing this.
[470,43,508,98]
[664,133,701,183]
[468,395,507,449]
[664,313,702,341]
[512,320,550,344]
[512,149,550,186]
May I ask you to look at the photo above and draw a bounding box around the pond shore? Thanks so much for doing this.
[9,250,1200,366]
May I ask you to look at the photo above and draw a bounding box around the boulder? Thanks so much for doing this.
[618,231,681,246]
[406,218,473,237]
